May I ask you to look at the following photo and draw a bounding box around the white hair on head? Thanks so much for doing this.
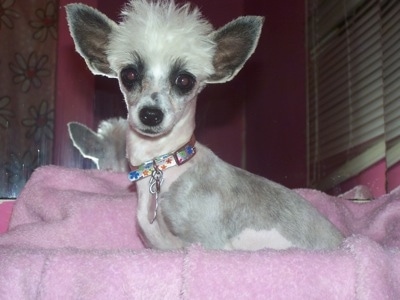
[107,0,216,78]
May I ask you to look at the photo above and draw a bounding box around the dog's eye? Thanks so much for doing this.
[121,67,139,89]
[174,73,195,93]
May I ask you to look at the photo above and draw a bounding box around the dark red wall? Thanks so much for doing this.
[243,1,307,188]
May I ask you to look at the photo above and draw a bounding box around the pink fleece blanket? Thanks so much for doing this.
[1,165,400,299]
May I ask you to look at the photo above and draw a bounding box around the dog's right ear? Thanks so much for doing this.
[67,122,104,162]
[66,4,117,77]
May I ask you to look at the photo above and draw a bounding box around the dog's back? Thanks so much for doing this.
[161,144,343,250]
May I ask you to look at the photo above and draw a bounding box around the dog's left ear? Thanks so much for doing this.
[206,16,264,84]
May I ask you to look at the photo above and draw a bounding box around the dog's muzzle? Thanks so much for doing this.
[139,107,163,126]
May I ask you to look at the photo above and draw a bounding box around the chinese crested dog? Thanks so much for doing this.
[66,0,343,250]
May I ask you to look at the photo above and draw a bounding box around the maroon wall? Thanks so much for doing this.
[244,1,307,188]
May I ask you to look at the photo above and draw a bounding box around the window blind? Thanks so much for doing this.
[307,0,400,190]
[382,1,400,168]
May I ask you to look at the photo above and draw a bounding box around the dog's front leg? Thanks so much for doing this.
[136,180,183,249]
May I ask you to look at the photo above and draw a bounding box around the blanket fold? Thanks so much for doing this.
[1,165,400,299]
[343,235,400,299]
[2,166,142,250]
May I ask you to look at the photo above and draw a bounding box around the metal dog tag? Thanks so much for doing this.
[148,164,164,223]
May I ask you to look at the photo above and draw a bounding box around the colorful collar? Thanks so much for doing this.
[128,135,196,182]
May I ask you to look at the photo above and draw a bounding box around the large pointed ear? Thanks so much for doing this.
[67,122,104,160]
[206,16,264,84]
[65,4,117,77]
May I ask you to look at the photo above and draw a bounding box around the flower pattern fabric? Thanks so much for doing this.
[22,100,54,141]
[0,0,19,30]
[9,52,50,92]
[0,96,14,129]
[29,1,58,42]
[0,0,58,198]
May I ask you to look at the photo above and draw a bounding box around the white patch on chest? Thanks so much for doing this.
[225,228,293,251]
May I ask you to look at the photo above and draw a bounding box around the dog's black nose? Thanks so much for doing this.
[139,107,164,126]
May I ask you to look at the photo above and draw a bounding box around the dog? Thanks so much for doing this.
[66,0,343,250]
[68,118,129,171]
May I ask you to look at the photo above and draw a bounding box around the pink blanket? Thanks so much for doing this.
[1,165,400,299]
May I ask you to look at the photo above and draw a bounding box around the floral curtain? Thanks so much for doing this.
[0,0,58,198]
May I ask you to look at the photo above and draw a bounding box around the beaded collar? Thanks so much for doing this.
[128,135,196,182]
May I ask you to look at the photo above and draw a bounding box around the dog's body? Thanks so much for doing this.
[68,118,129,171]
[66,0,343,250]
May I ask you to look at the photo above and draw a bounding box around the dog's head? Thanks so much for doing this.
[66,0,263,138]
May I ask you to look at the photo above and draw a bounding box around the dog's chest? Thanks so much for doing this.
[135,166,192,249]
